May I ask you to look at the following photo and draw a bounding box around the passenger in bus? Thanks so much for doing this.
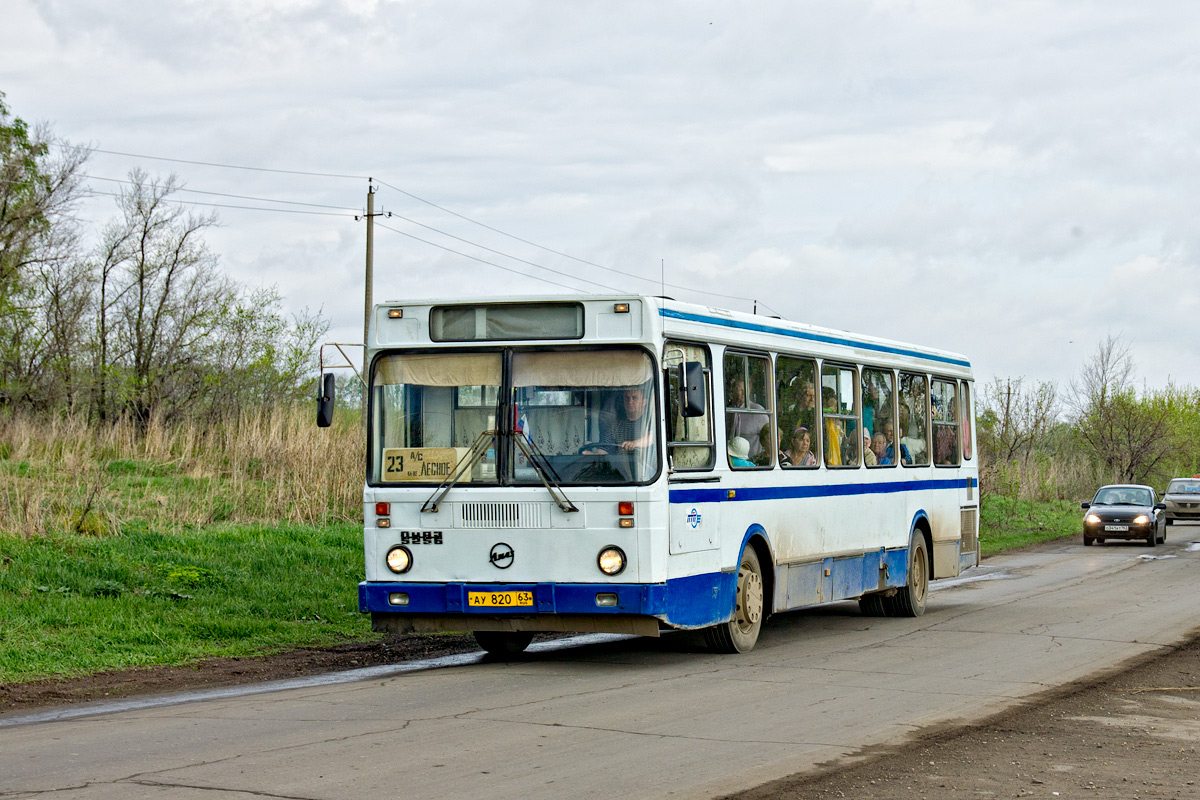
[727,377,768,460]
[584,385,653,454]
[882,420,911,465]
[728,436,755,467]
[822,387,843,466]
[863,430,877,466]
[871,433,892,465]
[780,426,817,467]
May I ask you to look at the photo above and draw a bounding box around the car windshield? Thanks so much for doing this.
[1167,479,1200,495]
[1092,487,1152,506]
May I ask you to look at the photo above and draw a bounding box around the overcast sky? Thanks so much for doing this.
[2,0,1197,392]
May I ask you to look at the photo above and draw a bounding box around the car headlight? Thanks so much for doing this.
[386,546,412,574]
[1133,514,1150,524]
[598,546,627,576]
[1085,514,1101,525]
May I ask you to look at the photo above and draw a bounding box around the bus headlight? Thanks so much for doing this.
[386,546,412,574]
[598,546,626,576]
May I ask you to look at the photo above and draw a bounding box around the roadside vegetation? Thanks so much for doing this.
[3,91,1200,684]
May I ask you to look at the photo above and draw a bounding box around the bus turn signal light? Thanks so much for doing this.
[375,502,390,516]
[618,501,634,516]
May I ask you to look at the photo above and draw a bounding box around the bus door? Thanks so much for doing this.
[664,343,719,554]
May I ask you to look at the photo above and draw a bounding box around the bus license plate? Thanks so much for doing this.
[468,591,533,608]
[1105,524,1129,532]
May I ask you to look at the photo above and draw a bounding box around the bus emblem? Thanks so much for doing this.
[489,543,515,569]
[687,509,702,528]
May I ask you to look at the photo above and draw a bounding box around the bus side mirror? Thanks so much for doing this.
[679,361,706,418]
[317,373,336,428]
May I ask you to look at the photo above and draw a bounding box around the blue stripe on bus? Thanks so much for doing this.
[658,307,972,368]
[669,477,971,504]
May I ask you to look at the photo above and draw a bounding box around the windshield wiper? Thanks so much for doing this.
[420,429,579,514]
[421,430,496,513]
[511,433,579,514]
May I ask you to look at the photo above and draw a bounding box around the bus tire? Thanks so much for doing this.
[704,546,764,654]
[883,531,928,618]
[473,631,534,655]
[859,593,888,616]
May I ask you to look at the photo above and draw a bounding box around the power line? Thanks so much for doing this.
[86,147,367,180]
[376,222,604,294]
[84,188,354,217]
[64,144,782,314]
[381,210,626,293]
[85,174,359,211]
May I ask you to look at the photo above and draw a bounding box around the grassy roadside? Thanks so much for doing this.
[0,521,375,683]
[0,494,1082,684]
[979,495,1081,556]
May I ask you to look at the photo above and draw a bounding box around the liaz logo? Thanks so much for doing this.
[687,508,702,529]
[489,543,514,569]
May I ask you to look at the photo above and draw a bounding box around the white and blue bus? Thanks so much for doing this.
[321,295,978,654]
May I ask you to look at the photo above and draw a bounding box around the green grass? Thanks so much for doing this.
[979,495,1081,556]
[0,521,378,683]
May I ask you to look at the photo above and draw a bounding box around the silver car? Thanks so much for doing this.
[1162,477,1200,526]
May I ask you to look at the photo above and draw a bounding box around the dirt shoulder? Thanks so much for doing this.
[723,629,1200,800]
[0,634,484,715]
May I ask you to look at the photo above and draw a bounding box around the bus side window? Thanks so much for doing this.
[862,367,895,468]
[821,363,859,467]
[665,342,714,469]
[899,372,929,466]
[776,356,818,469]
[932,378,960,466]
[960,381,974,460]
[725,351,774,468]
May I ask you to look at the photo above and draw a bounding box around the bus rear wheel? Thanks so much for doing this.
[883,531,928,618]
[473,631,534,655]
[705,546,764,654]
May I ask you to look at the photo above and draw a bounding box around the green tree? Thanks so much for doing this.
[0,91,89,410]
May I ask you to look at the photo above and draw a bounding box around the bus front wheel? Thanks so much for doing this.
[474,631,534,655]
[883,532,928,618]
[704,546,764,654]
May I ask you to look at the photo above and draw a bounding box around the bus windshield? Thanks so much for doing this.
[370,348,659,486]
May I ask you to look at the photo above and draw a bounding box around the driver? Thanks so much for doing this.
[584,386,653,454]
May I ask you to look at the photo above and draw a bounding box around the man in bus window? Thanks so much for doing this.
[586,385,653,453]
[727,377,768,460]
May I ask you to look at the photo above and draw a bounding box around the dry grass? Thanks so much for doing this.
[979,451,1099,503]
[0,407,362,537]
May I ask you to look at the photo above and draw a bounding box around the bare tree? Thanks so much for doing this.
[93,170,233,424]
[979,377,1060,462]
[1069,335,1171,483]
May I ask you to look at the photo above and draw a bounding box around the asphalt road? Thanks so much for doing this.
[5,532,1200,800]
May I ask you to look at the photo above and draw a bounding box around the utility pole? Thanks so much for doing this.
[364,180,375,386]
[357,179,389,420]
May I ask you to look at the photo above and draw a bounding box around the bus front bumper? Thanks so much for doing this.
[359,573,735,635]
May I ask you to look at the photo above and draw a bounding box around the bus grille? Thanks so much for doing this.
[961,507,979,551]
[459,502,538,528]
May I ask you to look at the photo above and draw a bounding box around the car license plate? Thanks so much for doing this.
[468,591,533,608]
[1104,524,1129,532]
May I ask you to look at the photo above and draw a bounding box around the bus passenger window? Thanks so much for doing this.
[821,364,859,467]
[931,379,960,466]
[777,356,818,469]
[862,368,895,468]
[725,352,774,468]
[665,342,714,469]
[960,382,974,460]
[899,373,929,466]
